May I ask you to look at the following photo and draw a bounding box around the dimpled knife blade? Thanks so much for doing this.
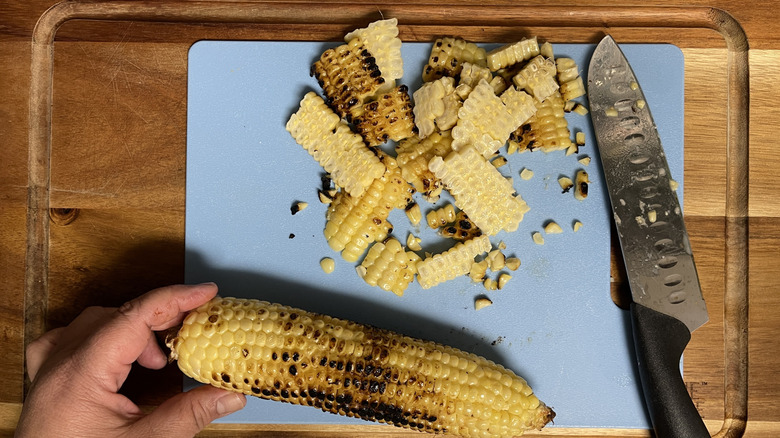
[588,36,708,333]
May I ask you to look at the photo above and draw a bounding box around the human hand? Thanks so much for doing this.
[16,283,247,438]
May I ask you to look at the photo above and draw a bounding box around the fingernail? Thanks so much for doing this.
[216,393,245,416]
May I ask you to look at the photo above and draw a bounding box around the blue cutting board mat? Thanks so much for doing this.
[185,40,684,429]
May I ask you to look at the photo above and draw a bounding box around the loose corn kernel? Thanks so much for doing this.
[487,250,506,271]
[406,233,422,251]
[565,144,578,156]
[291,202,308,215]
[404,202,422,227]
[578,155,591,166]
[520,168,534,180]
[318,191,333,204]
[558,176,574,193]
[575,132,586,146]
[573,103,589,115]
[544,221,563,234]
[474,297,494,310]
[483,278,498,291]
[426,204,456,229]
[635,99,646,109]
[497,241,507,250]
[429,146,530,235]
[574,170,589,201]
[169,297,555,436]
[605,107,618,117]
[648,210,657,224]
[491,156,508,168]
[670,179,679,191]
[573,220,583,232]
[630,81,639,90]
[505,257,521,271]
[416,235,492,289]
[469,259,489,282]
[532,232,544,245]
[497,273,512,290]
[320,257,335,274]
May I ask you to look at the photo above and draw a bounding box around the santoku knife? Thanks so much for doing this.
[588,35,709,437]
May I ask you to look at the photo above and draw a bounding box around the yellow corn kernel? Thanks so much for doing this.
[350,85,415,146]
[544,221,563,234]
[605,107,618,117]
[505,257,521,271]
[320,257,335,274]
[574,170,590,201]
[413,77,461,138]
[512,55,559,102]
[416,235,492,289]
[558,176,574,193]
[486,37,540,71]
[469,259,489,282]
[423,37,487,82]
[429,146,530,235]
[426,204,456,229]
[324,157,414,262]
[540,41,554,59]
[635,99,646,109]
[670,179,679,191]
[474,297,494,310]
[555,57,579,83]
[573,103,589,115]
[396,130,453,201]
[532,232,544,245]
[458,61,493,89]
[344,18,403,89]
[311,38,387,118]
[404,202,422,227]
[560,76,586,101]
[508,91,572,154]
[648,210,657,224]
[286,92,386,198]
[360,238,416,296]
[487,249,506,271]
[573,220,583,232]
[520,168,534,180]
[578,155,591,166]
[483,277,498,291]
[168,297,555,436]
[406,233,422,252]
[451,80,535,158]
[491,156,508,168]
[497,273,512,290]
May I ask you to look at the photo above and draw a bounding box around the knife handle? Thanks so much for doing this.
[631,303,710,438]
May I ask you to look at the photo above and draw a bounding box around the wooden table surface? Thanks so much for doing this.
[1,0,777,436]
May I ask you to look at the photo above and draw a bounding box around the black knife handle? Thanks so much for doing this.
[631,303,710,438]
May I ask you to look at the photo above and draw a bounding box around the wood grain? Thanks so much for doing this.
[1,1,778,436]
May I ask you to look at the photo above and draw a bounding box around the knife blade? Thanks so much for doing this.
[588,36,710,437]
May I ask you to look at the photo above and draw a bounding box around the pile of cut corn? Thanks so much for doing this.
[286,18,589,297]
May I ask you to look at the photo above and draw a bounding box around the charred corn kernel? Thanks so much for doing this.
[413,77,460,138]
[578,155,591,166]
[406,233,422,252]
[505,257,521,271]
[486,37,540,71]
[350,86,415,146]
[508,92,572,154]
[459,61,493,89]
[497,273,512,290]
[469,259,489,282]
[404,202,422,227]
[287,92,386,198]
[560,76,585,101]
[440,211,482,241]
[426,204,456,229]
[396,131,453,201]
[605,107,618,117]
[573,103,589,115]
[574,170,589,201]
[169,297,556,436]
[474,297,493,311]
[416,235,492,289]
[487,250,506,271]
[429,146,530,235]
[563,100,576,113]
[291,202,308,215]
[451,80,535,158]
[325,157,413,262]
[344,18,403,90]
[318,191,333,204]
[423,37,487,82]
[512,55,558,102]
[320,257,336,274]
[544,221,563,234]
[491,156,508,168]
[312,38,387,118]
[520,168,534,180]
[483,278,498,291]
[558,176,574,193]
[573,220,583,232]
[555,58,579,83]
[360,238,416,296]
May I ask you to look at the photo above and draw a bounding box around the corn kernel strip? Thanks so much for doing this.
[350,85,416,146]
[422,37,487,82]
[416,235,492,289]
[486,37,540,71]
[344,18,404,87]
[395,130,453,201]
[360,238,419,296]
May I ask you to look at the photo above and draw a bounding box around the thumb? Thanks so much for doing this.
[132,385,246,437]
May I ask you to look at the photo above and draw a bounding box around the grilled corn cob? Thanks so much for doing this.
[350,85,416,146]
[485,37,540,71]
[413,77,461,138]
[324,156,414,262]
[344,18,404,92]
[359,237,420,296]
[451,80,535,158]
[422,37,487,82]
[312,38,387,118]
[416,234,492,289]
[428,146,530,235]
[168,296,555,437]
[395,130,453,201]
[286,92,386,197]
